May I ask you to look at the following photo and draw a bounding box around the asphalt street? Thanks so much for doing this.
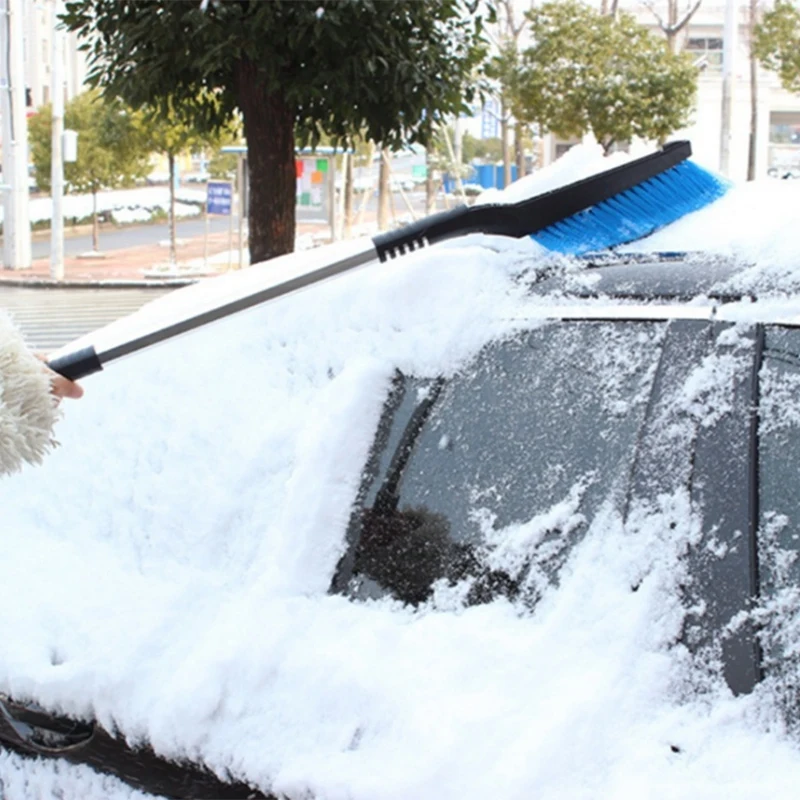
[30,216,236,261]
[29,189,429,261]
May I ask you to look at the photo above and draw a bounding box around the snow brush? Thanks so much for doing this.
[48,140,726,382]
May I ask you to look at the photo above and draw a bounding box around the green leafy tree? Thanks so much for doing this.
[137,101,239,264]
[462,133,504,163]
[207,113,244,180]
[484,40,521,181]
[63,0,488,263]
[483,0,530,184]
[753,0,800,95]
[422,124,473,202]
[517,0,698,153]
[28,89,150,250]
[208,150,238,181]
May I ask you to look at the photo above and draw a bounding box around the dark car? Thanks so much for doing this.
[2,252,800,797]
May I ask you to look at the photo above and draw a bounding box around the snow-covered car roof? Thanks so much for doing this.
[2,147,800,800]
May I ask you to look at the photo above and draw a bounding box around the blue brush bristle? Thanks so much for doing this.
[530,160,730,255]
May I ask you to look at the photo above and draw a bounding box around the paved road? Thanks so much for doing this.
[3,285,177,352]
[30,189,429,261]
[31,216,236,261]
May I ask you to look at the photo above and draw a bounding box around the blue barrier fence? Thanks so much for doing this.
[443,164,518,194]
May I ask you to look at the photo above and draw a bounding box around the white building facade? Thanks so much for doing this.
[465,1,800,182]
[629,1,800,181]
[23,0,89,112]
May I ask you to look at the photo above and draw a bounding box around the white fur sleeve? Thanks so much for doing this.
[0,313,60,475]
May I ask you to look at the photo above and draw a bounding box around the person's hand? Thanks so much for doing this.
[37,355,83,400]
[50,371,84,400]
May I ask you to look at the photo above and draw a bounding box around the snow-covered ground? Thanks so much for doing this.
[0,187,206,226]
[1,144,800,800]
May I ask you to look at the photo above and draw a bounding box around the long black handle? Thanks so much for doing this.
[47,240,379,380]
[47,141,692,381]
[48,346,104,381]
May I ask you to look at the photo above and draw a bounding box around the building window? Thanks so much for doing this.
[769,112,800,145]
[685,37,723,70]
[767,112,800,176]
[554,141,579,160]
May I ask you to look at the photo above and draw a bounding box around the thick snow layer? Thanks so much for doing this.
[2,146,800,799]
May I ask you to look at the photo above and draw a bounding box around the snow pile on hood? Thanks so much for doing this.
[1,144,800,799]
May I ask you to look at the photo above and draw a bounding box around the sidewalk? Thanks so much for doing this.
[0,221,337,288]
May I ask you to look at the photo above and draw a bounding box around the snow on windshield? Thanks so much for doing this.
[2,147,800,799]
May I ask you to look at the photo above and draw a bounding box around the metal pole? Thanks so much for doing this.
[237,153,244,269]
[329,155,337,242]
[227,178,233,271]
[0,1,11,203]
[203,203,209,271]
[50,0,65,280]
[0,0,32,270]
[719,0,737,177]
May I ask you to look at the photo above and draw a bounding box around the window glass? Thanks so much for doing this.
[345,321,669,606]
[685,37,723,69]
[758,327,800,597]
[755,327,800,701]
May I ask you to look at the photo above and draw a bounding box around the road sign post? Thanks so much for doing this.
[205,181,232,270]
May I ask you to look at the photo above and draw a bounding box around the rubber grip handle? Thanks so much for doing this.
[47,346,104,381]
[372,205,472,261]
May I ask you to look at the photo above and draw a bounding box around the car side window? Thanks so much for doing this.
[753,326,800,705]
[757,327,800,634]
[759,327,800,598]
[340,321,668,606]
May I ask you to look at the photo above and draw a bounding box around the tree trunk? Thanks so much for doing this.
[377,147,390,231]
[234,57,296,263]
[168,151,177,264]
[501,101,511,189]
[425,148,436,214]
[92,188,99,252]
[515,122,525,180]
[344,149,354,238]
[667,0,679,55]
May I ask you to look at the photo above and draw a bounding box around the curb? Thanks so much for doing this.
[0,277,199,289]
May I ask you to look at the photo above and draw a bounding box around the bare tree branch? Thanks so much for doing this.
[643,0,703,53]
[671,0,703,35]
[643,0,668,32]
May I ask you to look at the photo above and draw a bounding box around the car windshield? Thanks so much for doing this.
[339,320,678,605]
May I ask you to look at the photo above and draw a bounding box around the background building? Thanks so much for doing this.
[23,0,88,113]
[463,1,800,181]
[628,1,800,180]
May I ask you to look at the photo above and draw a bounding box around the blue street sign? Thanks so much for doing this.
[207,181,232,215]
